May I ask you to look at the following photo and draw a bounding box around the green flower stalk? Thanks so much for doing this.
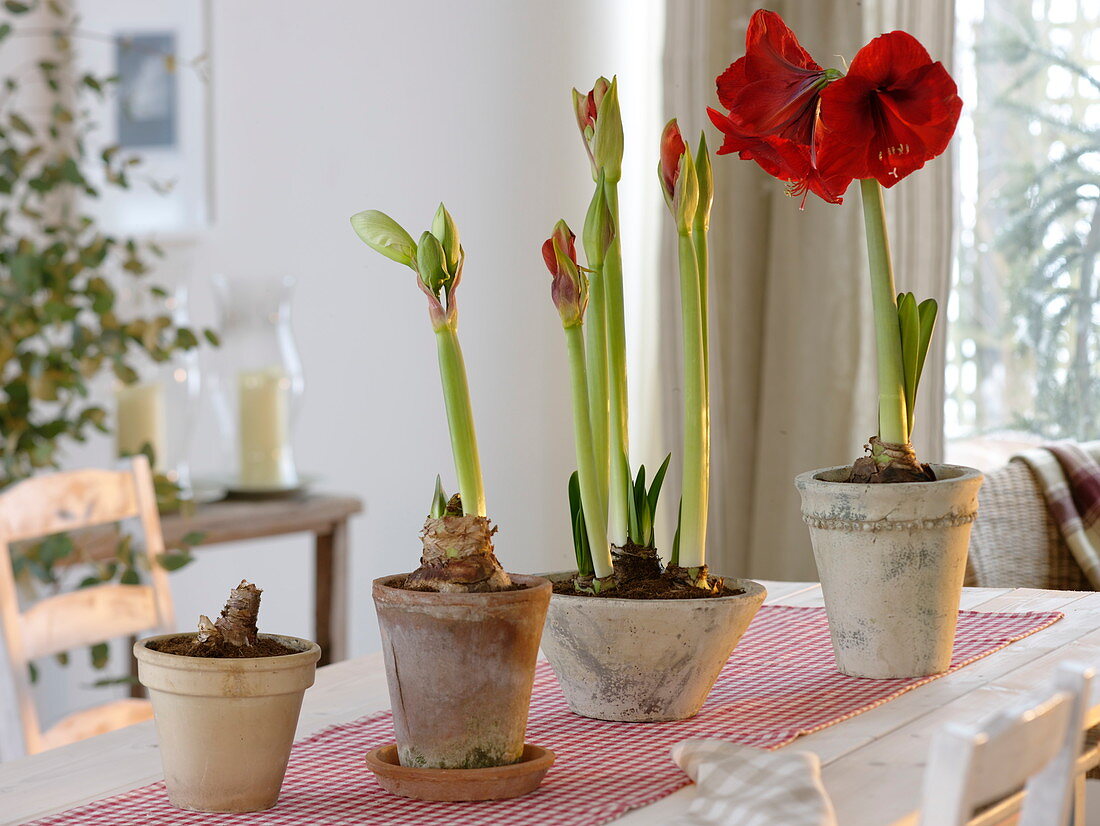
[542,221,615,584]
[582,172,613,515]
[351,204,509,592]
[853,180,938,481]
[694,134,713,398]
[573,76,632,548]
[661,120,710,579]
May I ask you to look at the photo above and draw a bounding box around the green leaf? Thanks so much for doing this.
[156,551,194,571]
[350,210,417,268]
[28,662,38,684]
[9,112,32,135]
[568,471,594,577]
[915,299,938,388]
[429,474,447,518]
[647,453,672,518]
[38,533,73,566]
[89,675,139,688]
[897,292,920,432]
[54,651,69,667]
[628,464,644,543]
[203,329,221,347]
[180,531,205,547]
[119,568,140,586]
[3,2,31,15]
[90,642,109,670]
[670,496,683,567]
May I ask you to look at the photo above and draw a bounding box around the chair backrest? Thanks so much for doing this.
[966,440,1100,590]
[0,456,174,758]
[919,662,1093,826]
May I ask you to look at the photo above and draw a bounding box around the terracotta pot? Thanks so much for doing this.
[372,573,551,769]
[796,463,983,679]
[134,633,320,812]
[540,573,767,722]
[365,743,555,801]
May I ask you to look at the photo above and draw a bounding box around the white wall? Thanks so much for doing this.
[26,0,665,725]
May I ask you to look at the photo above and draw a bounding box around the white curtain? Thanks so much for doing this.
[659,0,956,580]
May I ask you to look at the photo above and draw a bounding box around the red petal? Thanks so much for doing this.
[715,10,824,140]
[845,31,933,88]
[743,10,821,78]
[541,238,557,274]
[660,120,687,197]
[707,107,759,155]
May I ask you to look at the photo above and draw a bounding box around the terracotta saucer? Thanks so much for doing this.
[365,744,555,801]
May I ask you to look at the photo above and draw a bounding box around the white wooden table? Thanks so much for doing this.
[3,581,1100,826]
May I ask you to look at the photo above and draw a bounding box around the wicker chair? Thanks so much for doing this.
[965,448,1096,591]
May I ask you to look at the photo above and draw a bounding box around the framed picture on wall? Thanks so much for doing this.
[79,0,213,235]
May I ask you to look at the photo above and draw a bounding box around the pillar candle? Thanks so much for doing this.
[115,382,167,470]
[238,366,297,488]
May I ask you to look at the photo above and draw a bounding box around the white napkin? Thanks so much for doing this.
[668,738,838,826]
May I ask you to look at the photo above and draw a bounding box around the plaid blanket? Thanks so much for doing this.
[1016,442,1100,589]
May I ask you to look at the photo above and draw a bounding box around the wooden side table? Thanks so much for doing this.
[66,493,363,669]
[159,494,363,667]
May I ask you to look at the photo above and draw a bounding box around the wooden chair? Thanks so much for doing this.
[0,456,174,760]
[919,662,1093,826]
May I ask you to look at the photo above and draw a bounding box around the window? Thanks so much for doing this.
[946,0,1100,468]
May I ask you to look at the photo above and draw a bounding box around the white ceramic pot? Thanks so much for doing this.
[134,633,321,812]
[540,574,766,721]
[795,464,983,679]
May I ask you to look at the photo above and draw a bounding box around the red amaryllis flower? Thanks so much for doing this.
[714,9,830,147]
[542,220,586,327]
[706,9,852,204]
[819,31,962,187]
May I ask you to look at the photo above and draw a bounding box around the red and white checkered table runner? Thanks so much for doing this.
[31,605,1062,826]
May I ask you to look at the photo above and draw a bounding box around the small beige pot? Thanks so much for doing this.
[540,573,767,722]
[796,464,983,679]
[134,633,321,813]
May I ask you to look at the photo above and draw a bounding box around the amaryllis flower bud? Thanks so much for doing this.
[659,120,699,233]
[572,76,623,183]
[416,230,458,331]
[583,170,614,268]
[431,202,463,277]
[541,220,587,327]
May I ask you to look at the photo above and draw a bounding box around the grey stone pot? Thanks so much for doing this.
[540,573,767,722]
[795,464,983,679]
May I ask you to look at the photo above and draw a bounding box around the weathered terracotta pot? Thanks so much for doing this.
[540,573,767,721]
[373,574,551,769]
[134,633,320,813]
[796,464,983,679]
